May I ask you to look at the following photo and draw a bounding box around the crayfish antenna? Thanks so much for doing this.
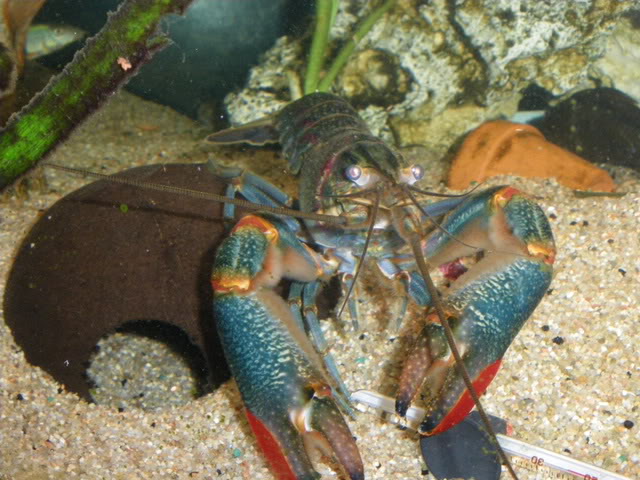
[336,190,381,330]
[408,181,485,198]
[45,163,346,225]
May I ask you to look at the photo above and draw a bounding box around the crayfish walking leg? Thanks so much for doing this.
[212,213,364,480]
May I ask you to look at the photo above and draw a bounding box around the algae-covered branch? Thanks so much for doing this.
[0,0,195,189]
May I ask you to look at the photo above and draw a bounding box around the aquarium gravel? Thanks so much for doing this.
[0,91,638,479]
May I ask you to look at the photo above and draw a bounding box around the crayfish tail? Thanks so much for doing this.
[206,118,279,145]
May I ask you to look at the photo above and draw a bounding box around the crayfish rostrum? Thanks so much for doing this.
[207,92,556,479]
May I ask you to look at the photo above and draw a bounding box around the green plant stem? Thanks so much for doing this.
[304,0,335,95]
[317,0,396,93]
[0,0,196,189]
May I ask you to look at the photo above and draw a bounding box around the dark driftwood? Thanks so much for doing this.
[0,0,195,188]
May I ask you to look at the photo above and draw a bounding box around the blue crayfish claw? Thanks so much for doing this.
[212,210,364,480]
[395,186,556,436]
[395,311,504,436]
[243,380,364,480]
[216,290,364,480]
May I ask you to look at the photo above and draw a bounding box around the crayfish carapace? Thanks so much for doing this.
[207,92,556,480]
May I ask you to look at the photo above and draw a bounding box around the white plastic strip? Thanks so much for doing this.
[352,390,633,480]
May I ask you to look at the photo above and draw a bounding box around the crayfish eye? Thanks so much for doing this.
[345,165,362,182]
[399,164,425,185]
[412,165,424,181]
[345,165,380,187]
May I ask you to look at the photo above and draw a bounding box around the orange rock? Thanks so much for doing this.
[447,120,616,192]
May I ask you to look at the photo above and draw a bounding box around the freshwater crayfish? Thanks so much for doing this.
[206,92,556,479]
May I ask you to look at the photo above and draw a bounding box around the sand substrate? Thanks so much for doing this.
[1,91,638,479]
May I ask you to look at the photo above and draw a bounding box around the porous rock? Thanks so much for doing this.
[224,0,637,154]
[593,12,640,104]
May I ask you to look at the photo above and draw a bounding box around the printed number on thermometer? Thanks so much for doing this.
[511,455,599,480]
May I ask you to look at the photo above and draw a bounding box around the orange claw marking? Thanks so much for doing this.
[211,215,283,294]
[448,120,617,192]
[232,214,280,241]
[527,242,556,265]
[310,381,333,399]
[210,274,251,293]
[492,186,522,207]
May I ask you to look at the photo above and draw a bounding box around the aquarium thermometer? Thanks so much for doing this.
[352,390,633,480]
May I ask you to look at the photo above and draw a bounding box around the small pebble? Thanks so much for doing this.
[552,336,565,345]
[623,420,634,429]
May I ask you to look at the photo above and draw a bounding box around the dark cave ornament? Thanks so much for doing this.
[4,163,233,400]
